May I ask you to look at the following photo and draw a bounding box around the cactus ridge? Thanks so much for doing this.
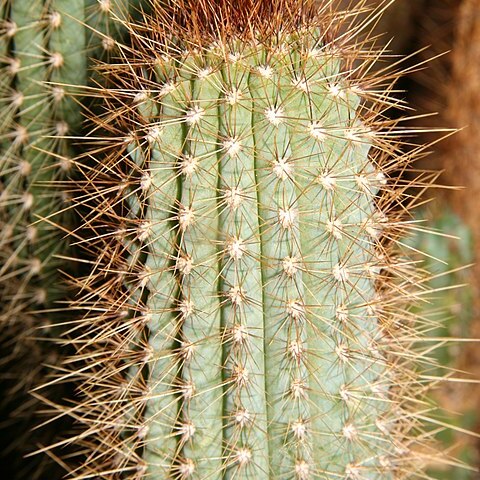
[43,2,448,478]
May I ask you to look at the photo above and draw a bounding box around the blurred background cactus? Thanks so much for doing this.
[0,1,479,479]
[405,207,477,479]
[0,0,130,477]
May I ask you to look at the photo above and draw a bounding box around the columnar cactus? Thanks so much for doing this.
[44,1,448,478]
[0,1,88,475]
[0,1,466,479]
[0,1,128,476]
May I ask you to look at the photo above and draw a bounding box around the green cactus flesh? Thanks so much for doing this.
[0,0,86,304]
[79,27,399,478]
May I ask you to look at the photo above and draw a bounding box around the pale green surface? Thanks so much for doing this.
[142,67,183,476]
[137,34,393,478]
[50,0,87,129]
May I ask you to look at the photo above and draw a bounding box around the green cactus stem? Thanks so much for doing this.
[51,1,440,478]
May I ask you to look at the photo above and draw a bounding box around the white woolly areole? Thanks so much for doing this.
[339,384,352,403]
[159,81,177,97]
[309,121,327,141]
[343,423,358,441]
[136,424,149,439]
[232,364,250,387]
[295,460,310,479]
[102,36,115,51]
[22,192,34,210]
[176,255,193,276]
[355,173,372,194]
[228,52,241,63]
[178,206,195,230]
[52,86,65,103]
[335,343,350,363]
[133,91,149,104]
[333,263,350,282]
[223,137,242,157]
[345,128,363,143]
[257,64,274,78]
[223,187,243,210]
[4,20,17,37]
[99,0,111,12]
[138,266,152,288]
[10,91,23,109]
[286,299,305,320]
[137,221,151,242]
[30,258,42,275]
[180,154,199,177]
[291,419,308,440]
[278,207,297,230]
[178,458,195,477]
[345,464,362,480]
[7,58,21,76]
[179,299,194,319]
[180,381,195,400]
[272,156,293,181]
[228,286,245,307]
[290,379,307,399]
[292,76,309,92]
[317,172,337,190]
[146,125,164,143]
[178,420,196,441]
[234,447,252,465]
[264,106,284,126]
[26,225,37,243]
[288,340,305,361]
[282,255,300,277]
[18,160,31,176]
[197,66,213,79]
[231,323,248,345]
[227,236,246,261]
[140,172,152,191]
[185,105,205,125]
[233,408,251,428]
[329,83,345,98]
[179,340,196,362]
[376,171,387,185]
[336,304,349,322]
[49,52,64,68]
[13,125,28,146]
[226,87,243,105]
[326,218,343,239]
[55,121,69,136]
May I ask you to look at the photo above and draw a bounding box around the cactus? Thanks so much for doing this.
[0,0,470,478]
[0,1,88,475]
[31,0,462,478]
[0,1,131,476]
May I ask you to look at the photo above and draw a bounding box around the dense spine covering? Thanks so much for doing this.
[0,1,123,477]
[43,1,450,478]
[0,1,467,479]
[0,0,86,323]
[0,1,89,475]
